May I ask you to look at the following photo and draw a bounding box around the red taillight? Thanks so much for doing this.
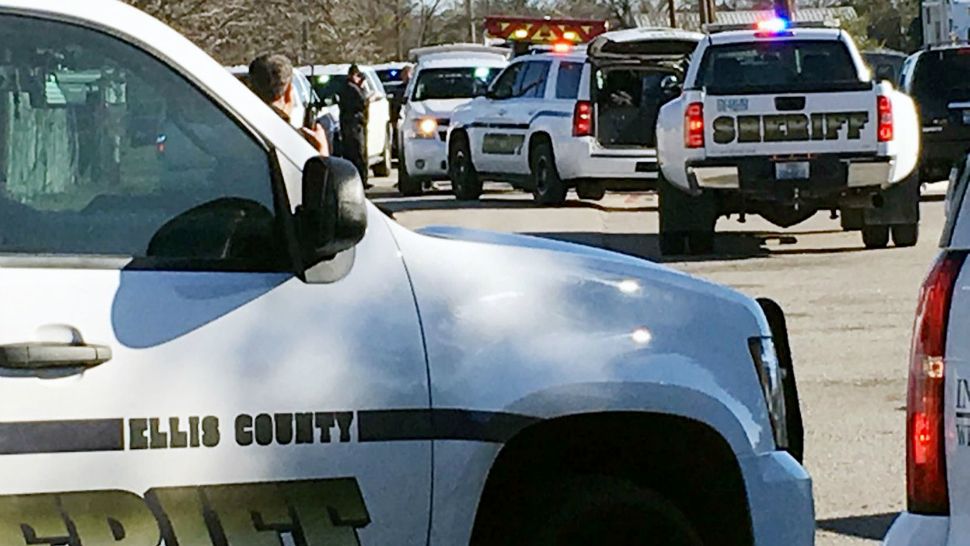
[573,100,593,137]
[685,102,704,148]
[907,251,967,514]
[878,96,894,142]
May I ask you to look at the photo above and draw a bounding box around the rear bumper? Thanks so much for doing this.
[556,138,660,187]
[740,451,815,546]
[882,512,948,546]
[686,156,894,196]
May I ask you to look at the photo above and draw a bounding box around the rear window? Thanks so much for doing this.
[413,67,500,101]
[556,62,584,99]
[696,40,865,94]
[912,50,970,119]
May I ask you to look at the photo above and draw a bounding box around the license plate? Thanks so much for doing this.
[775,161,810,180]
[963,110,970,125]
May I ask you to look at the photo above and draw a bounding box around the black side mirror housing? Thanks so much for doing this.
[296,156,367,264]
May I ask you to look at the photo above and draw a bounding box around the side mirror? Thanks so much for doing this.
[875,66,895,84]
[660,75,682,95]
[296,156,367,264]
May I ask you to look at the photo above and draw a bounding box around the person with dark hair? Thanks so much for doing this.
[248,54,329,156]
[338,64,370,186]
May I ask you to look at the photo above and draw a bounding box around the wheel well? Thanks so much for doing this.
[470,412,753,546]
[528,132,552,164]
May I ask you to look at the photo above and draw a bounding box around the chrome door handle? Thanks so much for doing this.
[497,109,507,116]
[0,342,112,370]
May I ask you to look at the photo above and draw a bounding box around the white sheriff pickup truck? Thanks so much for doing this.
[656,20,920,255]
[0,2,813,545]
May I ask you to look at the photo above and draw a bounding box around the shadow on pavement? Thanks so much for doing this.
[817,512,897,540]
[527,230,868,263]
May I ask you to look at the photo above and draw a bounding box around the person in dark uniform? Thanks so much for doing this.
[339,64,370,187]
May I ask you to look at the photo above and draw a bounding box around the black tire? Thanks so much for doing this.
[531,141,567,206]
[397,149,422,197]
[576,182,606,201]
[689,230,715,255]
[660,232,687,256]
[659,175,716,256]
[372,125,393,178]
[526,477,704,546]
[449,133,482,201]
[892,223,919,247]
[862,224,890,249]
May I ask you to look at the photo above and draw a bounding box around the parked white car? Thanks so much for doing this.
[300,64,393,177]
[397,45,508,196]
[447,29,701,204]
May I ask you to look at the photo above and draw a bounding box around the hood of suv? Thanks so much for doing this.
[383,218,775,452]
[407,99,472,119]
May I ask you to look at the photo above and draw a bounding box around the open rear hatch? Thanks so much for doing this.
[588,29,703,149]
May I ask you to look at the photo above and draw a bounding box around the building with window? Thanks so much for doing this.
[923,0,970,45]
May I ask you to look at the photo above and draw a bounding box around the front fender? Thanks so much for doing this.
[506,381,761,457]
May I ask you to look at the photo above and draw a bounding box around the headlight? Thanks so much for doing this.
[414,117,438,138]
[749,337,789,451]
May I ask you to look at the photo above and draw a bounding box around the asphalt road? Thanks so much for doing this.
[370,172,949,546]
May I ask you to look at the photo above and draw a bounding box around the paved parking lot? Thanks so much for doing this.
[372,175,948,546]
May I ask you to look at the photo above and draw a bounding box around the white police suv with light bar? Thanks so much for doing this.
[397,45,509,196]
[656,18,921,255]
[884,154,970,545]
[447,28,702,204]
[0,2,813,545]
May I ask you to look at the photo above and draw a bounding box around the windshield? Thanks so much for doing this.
[413,67,502,101]
[913,50,970,119]
[309,73,348,106]
[697,40,863,94]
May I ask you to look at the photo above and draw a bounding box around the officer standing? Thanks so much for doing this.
[339,64,370,187]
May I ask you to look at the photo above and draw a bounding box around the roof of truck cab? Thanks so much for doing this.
[707,27,844,46]
[523,51,588,63]
[416,54,509,70]
[299,64,379,77]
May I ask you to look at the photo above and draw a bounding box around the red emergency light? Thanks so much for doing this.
[483,16,609,44]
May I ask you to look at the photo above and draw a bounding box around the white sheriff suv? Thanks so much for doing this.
[656,20,921,255]
[447,29,702,205]
[397,45,508,196]
[0,2,813,545]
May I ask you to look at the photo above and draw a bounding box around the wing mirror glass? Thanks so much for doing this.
[296,156,367,265]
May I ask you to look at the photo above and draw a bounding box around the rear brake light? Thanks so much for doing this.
[907,251,967,514]
[573,100,593,137]
[878,96,894,142]
[685,102,704,148]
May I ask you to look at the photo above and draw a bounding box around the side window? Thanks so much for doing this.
[556,62,584,99]
[0,14,282,269]
[490,63,524,100]
[518,61,551,99]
